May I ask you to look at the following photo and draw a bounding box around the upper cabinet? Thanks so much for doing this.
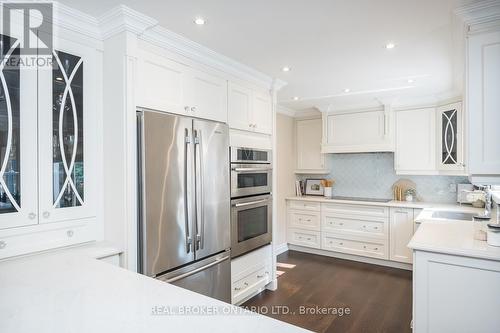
[321,108,394,153]
[0,27,100,258]
[395,108,436,175]
[467,30,500,183]
[436,102,465,173]
[295,118,327,174]
[136,50,228,123]
[228,81,272,135]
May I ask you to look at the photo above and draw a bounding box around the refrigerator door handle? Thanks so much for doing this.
[184,128,193,253]
[194,129,204,250]
[161,254,229,284]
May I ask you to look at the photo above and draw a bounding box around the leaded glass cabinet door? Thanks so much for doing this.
[437,102,465,172]
[0,33,38,229]
[38,38,97,223]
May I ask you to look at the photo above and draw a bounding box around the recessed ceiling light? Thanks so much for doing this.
[407,78,415,83]
[194,17,206,25]
[293,96,300,101]
[343,88,350,93]
[385,42,396,49]
[282,66,291,72]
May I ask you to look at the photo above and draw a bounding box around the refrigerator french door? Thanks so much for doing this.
[137,110,230,302]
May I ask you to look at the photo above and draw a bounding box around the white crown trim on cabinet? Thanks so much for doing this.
[455,0,500,33]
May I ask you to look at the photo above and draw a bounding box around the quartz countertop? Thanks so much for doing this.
[0,242,308,333]
[408,207,500,261]
[286,195,463,209]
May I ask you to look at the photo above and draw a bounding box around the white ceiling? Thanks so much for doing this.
[60,0,474,111]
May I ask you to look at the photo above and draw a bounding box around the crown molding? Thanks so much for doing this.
[276,105,296,117]
[98,5,158,40]
[454,0,500,33]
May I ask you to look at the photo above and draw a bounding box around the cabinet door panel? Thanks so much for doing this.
[252,90,272,134]
[327,111,385,145]
[136,51,188,115]
[228,82,251,131]
[389,208,414,263]
[468,32,500,177]
[38,38,97,223]
[437,102,464,172]
[186,69,227,122]
[296,118,324,171]
[395,108,436,174]
[0,33,38,229]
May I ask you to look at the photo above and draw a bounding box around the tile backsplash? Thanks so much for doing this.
[297,153,469,204]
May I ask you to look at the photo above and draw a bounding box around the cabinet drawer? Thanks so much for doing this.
[322,233,387,259]
[288,200,320,211]
[232,264,271,305]
[322,214,387,240]
[322,203,388,218]
[288,228,321,249]
[288,210,320,231]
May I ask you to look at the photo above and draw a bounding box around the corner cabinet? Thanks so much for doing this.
[228,81,272,135]
[467,30,500,183]
[321,108,394,153]
[0,32,100,258]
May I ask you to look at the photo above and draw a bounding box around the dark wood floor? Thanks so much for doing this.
[243,251,412,333]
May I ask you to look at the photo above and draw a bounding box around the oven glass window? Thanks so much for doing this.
[237,206,268,242]
[237,149,268,162]
[237,173,268,188]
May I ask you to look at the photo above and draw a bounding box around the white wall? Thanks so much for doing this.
[275,112,296,252]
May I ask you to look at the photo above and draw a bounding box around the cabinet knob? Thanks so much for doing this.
[0,241,6,249]
[28,212,36,220]
[244,282,249,286]
[191,107,197,112]
[43,211,50,218]
[306,237,311,241]
[67,230,74,238]
[253,124,257,128]
[374,247,379,251]
[339,242,343,246]
[248,124,253,128]
[184,106,190,112]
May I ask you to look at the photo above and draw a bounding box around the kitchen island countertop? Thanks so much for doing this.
[0,243,308,333]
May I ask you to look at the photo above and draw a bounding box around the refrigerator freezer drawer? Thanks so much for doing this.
[157,251,231,303]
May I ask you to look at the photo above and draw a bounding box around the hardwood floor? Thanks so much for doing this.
[242,251,412,333]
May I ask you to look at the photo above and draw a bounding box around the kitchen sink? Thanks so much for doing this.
[431,211,476,221]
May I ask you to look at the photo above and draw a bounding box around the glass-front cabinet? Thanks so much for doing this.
[437,102,465,173]
[0,23,98,258]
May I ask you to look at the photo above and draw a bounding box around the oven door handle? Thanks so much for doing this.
[231,167,272,172]
[233,199,269,207]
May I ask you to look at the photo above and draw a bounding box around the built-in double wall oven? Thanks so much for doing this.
[230,147,272,258]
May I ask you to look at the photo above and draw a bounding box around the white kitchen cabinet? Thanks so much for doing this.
[467,30,500,183]
[321,108,394,153]
[389,208,414,263]
[295,118,327,174]
[251,90,272,134]
[137,50,228,122]
[184,68,228,122]
[413,251,500,333]
[436,102,465,174]
[136,50,190,115]
[228,81,272,135]
[0,24,100,258]
[395,108,437,175]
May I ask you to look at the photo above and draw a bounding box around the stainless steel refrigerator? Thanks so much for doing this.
[137,109,231,302]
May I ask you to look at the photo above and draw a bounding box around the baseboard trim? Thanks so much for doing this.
[288,245,413,271]
[274,243,289,256]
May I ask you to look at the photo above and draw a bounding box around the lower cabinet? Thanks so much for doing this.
[231,245,272,305]
[389,208,415,263]
[286,199,419,265]
[413,251,500,332]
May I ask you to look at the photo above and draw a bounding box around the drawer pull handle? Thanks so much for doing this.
[374,227,378,230]
[0,241,6,249]
[374,247,378,251]
[306,237,311,241]
[306,219,311,222]
[257,274,264,278]
[339,242,343,246]
[363,245,367,249]
[234,287,241,291]
[339,222,344,225]
[244,282,249,286]
[67,230,74,238]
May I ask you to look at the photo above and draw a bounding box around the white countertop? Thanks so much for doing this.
[409,207,500,261]
[0,243,308,333]
[286,195,462,209]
